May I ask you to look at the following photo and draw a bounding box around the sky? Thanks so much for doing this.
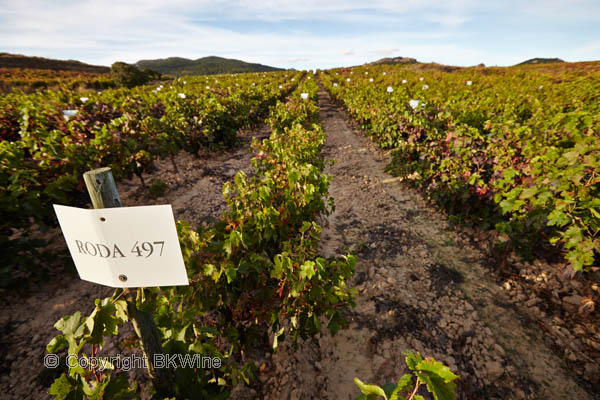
[1,0,599,70]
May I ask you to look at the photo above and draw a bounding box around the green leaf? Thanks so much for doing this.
[414,370,456,400]
[519,186,537,200]
[113,299,128,323]
[405,350,423,370]
[382,382,396,396]
[354,377,388,399]
[223,238,232,256]
[176,324,190,341]
[562,150,579,164]
[299,260,316,280]
[499,199,515,214]
[47,335,68,353]
[259,185,271,201]
[103,372,137,399]
[48,373,83,400]
[87,298,122,344]
[54,312,83,336]
[224,263,237,283]
[547,209,570,227]
[392,374,413,396]
[416,359,459,382]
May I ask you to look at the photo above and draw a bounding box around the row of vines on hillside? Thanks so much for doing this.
[0,71,300,285]
[321,64,599,272]
[45,78,359,399]
[0,68,116,93]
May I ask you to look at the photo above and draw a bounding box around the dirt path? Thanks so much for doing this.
[0,125,270,400]
[261,89,594,400]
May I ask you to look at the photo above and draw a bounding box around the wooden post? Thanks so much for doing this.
[83,167,174,397]
[83,167,122,209]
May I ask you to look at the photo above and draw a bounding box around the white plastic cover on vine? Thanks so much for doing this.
[409,99,420,109]
[62,110,78,120]
[178,93,186,99]
[387,86,393,93]
[369,78,373,82]
[466,81,473,86]
[347,78,351,82]
[402,79,407,84]
[300,93,309,100]
[80,97,88,103]
[333,83,338,87]
[419,77,424,81]
[422,84,429,90]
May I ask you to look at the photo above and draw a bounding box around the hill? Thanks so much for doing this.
[135,56,283,76]
[517,57,564,65]
[367,56,418,65]
[0,53,109,73]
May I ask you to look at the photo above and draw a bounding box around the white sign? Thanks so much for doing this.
[53,204,189,288]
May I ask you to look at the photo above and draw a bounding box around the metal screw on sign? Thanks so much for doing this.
[118,274,128,282]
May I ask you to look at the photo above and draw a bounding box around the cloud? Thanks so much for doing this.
[568,40,600,61]
[513,0,600,23]
[424,14,470,27]
[0,0,598,69]
[274,57,309,63]
[369,48,399,57]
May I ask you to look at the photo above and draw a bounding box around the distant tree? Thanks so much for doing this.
[110,62,160,87]
[140,68,162,81]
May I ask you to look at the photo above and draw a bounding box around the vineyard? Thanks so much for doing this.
[322,63,600,272]
[0,68,116,93]
[0,62,599,400]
